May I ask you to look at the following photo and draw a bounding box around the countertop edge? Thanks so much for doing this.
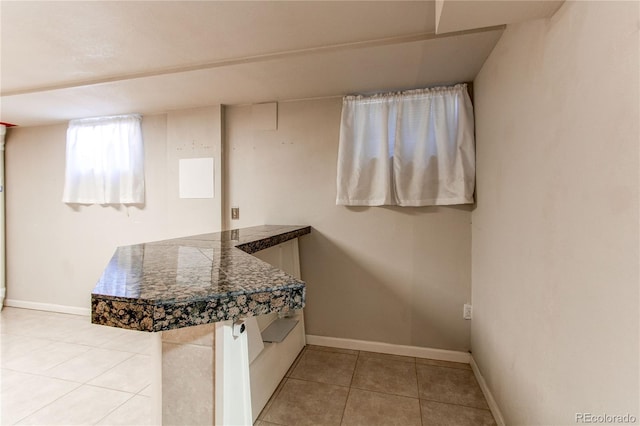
[91,225,311,332]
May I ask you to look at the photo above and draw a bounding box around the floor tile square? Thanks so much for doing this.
[16,384,133,425]
[417,364,489,409]
[1,368,33,392]
[421,400,496,425]
[88,353,151,393]
[2,340,92,374]
[0,334,51,363]
[263,378,348,426]
[96,394,152,425]
[342,388,421,426]
[0,371,80,425]
[351,356,418,397]
[43,347,134,383]
[290,348,357,386]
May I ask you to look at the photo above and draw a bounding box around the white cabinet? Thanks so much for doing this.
[249,238,306,423]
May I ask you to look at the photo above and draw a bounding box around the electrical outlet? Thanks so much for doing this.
[231,207,240,220]
[463,304,472,320]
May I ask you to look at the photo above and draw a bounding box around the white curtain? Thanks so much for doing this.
[336,84,475,206]
[63,114,144,204]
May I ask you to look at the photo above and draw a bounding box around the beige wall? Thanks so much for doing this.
[225,99,472,351]
[472,1,639,423]
[5,106,222,311]
[5,97,471,352]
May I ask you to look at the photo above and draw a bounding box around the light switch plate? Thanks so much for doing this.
[231,207,240,220]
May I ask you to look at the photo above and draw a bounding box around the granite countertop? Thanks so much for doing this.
[91,225,311,332]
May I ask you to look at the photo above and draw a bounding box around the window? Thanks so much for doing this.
[62,114,145,204]
[336,84,475,206]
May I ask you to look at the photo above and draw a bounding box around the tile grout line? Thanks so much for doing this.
[339,349,360,425]
[260,345,309,423]
[5,309,490,425]
[135,385,152,397]
[416,359,424,426]
[1,308,152,425]
[288,345,306,374]
[261,377,288,422]
[259,346,296,422]
[259,346,300,423]
[418,396,493,412]
[10,341,96,373]
[86,382,148,395]
[83,352,140,388]
[0,366,79,383]
[281,375,350,389]
[91,390,138,425]
[2,343,139,391]
[10,379,83,424]
[268,345,494,425]
[2,331,144,373]
[287,344,490,423]
[8,380,140,424]
[415,363,493,413]
[288,349,428,398]
[45,348,138,382]
[347,384,420,400]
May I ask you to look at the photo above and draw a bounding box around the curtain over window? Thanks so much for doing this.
[63,114,144,204]
[336,84,475,206]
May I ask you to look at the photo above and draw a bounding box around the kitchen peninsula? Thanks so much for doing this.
[91,225,311,425]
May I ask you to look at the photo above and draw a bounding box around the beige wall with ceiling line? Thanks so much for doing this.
[5,106,223,311]
[5,98,472,353]
[224,99,472,351]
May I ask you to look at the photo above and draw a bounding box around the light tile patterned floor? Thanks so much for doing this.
[257,345,497,426]
[1,308,496,425]
[0,307,152,425]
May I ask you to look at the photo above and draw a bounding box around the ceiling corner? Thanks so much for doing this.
[435,0,565,35]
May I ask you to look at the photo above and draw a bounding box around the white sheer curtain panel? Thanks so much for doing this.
[336,95,397,205]
[336,84,475,206]
[63,114,145,204]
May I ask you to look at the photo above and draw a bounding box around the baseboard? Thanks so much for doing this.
[3,299,90,316]
[470,357,505,426]
[305,334,471,364]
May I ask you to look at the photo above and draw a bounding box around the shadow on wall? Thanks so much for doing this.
[299,227,471,352]
[64,203,146,213]
[346,204,473,216]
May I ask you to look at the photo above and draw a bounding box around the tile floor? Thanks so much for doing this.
[1,307,495,426]
[1,307,152,425]
[256,345,496,426]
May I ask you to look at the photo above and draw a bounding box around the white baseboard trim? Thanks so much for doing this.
[305,334,471,364]
[470,357,505,426]
[4,299,90,317]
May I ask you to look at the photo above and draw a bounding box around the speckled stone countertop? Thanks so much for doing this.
[91,225,311,332]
